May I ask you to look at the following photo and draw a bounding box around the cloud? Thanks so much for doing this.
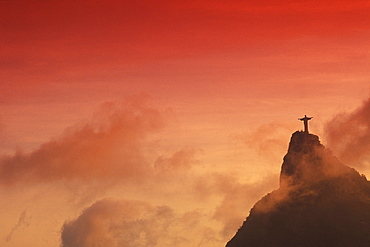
[61,198,220,247]
[154,147,198,174]
[5,211,31,242]
[0,96,165,186]
[235,122,292,164]
[324,98,370,168]
[193,172,278,238]
[57,166,276,247]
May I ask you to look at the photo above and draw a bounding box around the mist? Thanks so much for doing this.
[325,98,370,171]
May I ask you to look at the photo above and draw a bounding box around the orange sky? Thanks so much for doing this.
[1,1,370,246]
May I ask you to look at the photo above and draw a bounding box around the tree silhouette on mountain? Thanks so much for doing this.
[226,131,370,247]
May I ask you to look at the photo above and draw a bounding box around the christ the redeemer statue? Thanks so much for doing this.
[299,115,312,133]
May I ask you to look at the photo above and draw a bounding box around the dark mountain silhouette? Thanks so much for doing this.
[226,131,370,247]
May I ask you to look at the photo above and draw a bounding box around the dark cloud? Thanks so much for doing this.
[325,98,370,168]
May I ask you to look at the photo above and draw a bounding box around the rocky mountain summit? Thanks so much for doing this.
[226,131,370,247]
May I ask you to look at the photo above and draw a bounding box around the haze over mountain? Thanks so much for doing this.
[226,131,370,247]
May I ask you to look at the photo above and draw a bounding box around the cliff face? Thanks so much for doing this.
[226,131,370,247]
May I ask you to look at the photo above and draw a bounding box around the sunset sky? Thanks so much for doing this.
[1,1,370,246]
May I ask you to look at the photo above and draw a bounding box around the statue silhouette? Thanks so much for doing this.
[298,115,312,133]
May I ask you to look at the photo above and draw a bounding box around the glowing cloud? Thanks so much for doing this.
[0,97,165,185]
[61,198,219,247]
[325,98,370,168]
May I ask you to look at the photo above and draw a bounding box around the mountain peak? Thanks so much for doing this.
[280,131,354,188]
[226,131,370,247]
[286,131,321,153]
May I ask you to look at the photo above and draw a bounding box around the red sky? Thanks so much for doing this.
[1,1,370,246]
